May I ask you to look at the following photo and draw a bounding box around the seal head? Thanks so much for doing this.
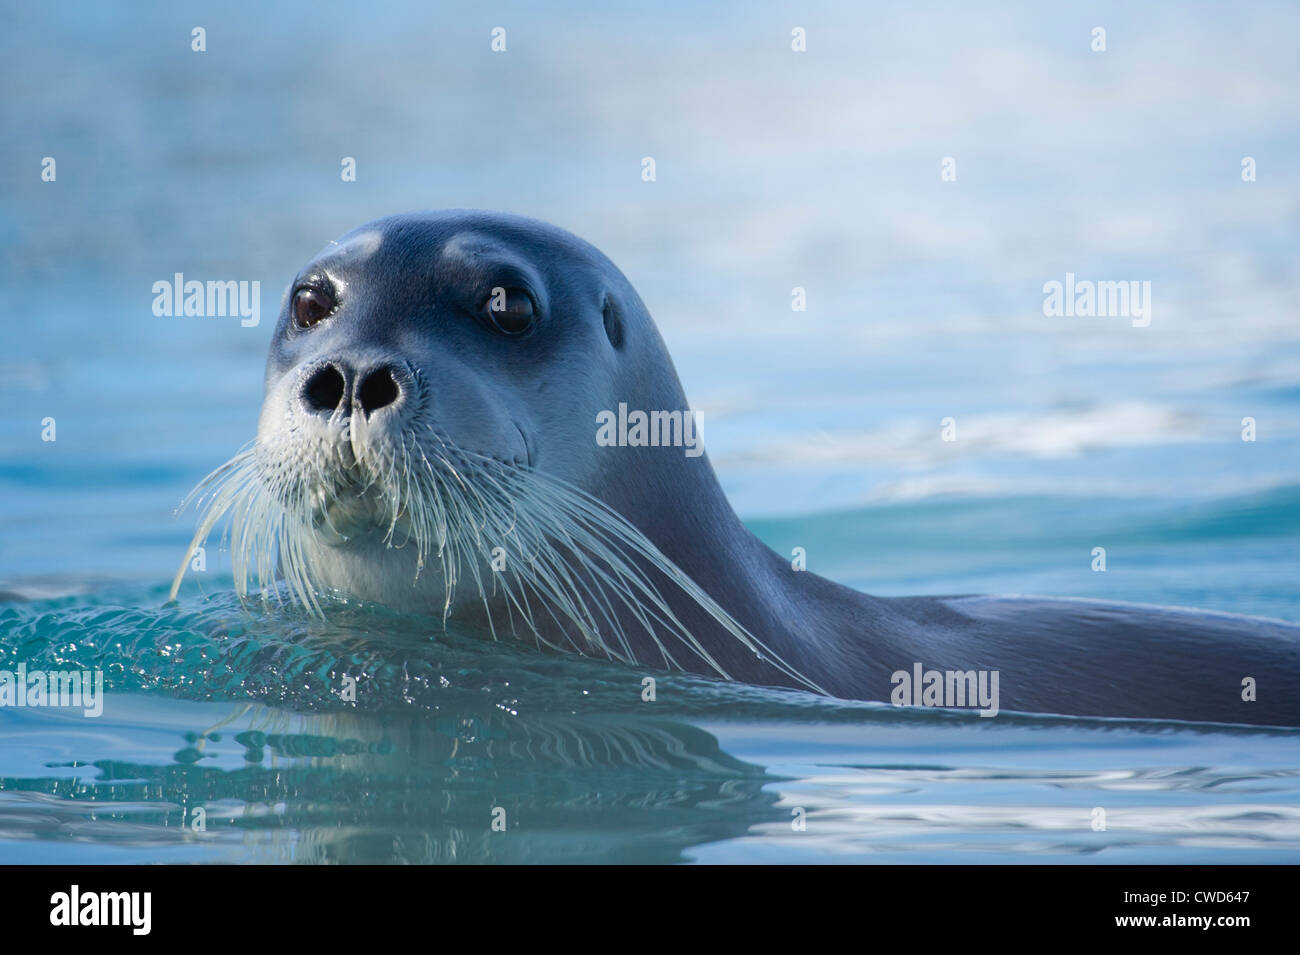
[177,210,821,691]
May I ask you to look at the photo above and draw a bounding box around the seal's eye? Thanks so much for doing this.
[484,287,536,336]
[292,286,335,329]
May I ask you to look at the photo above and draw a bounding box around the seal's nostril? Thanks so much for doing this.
[358,367,400,415]
[303,365,346,415]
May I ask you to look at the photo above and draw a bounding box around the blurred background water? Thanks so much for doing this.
[0,0,1297,863]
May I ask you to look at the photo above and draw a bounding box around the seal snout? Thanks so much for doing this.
[301,360,404,419]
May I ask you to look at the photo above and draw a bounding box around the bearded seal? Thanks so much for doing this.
[173,210,1300,727]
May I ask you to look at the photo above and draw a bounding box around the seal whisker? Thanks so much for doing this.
[173,432,825,692]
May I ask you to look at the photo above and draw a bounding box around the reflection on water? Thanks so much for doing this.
[0,591,1297,864]
[1,702,777,864]
[0,591,789,863]
[5,693,1299,864]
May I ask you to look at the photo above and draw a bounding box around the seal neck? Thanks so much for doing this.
[593,443,882,694]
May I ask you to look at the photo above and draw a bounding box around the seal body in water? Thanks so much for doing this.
[176,210,1300,727]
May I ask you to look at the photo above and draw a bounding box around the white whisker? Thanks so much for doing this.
[172,430,825,694]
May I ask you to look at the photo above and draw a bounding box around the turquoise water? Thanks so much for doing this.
[3,500,1300,864]
[2,1,1299,863]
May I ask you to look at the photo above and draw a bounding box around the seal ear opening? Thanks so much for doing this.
[602,295,625,350]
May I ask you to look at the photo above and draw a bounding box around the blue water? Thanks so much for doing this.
[2,1,1298,863]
